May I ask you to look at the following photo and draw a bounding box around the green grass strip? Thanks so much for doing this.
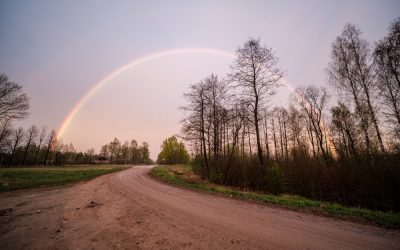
[149,165,400,229]
[0,165,127,191]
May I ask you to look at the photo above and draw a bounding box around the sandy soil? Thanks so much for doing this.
[1,165,399,249]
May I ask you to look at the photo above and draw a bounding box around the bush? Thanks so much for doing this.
[265,163,287,195]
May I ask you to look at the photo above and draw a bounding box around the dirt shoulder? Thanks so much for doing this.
[0,185,72,249]
[1,166,399,250]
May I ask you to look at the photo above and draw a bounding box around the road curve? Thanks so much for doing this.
[1,165,399,249]
[66,165,400,249]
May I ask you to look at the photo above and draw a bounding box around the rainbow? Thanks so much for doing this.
[56,47,336,157]
[56,48,236,139]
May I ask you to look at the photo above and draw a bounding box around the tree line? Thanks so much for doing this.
[0,73,153,166]
[181,18,400,211]
[0,123,95,166]
[99,138,152,165]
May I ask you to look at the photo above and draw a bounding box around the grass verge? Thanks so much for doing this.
[149,165,400,229]
[0,165,127,191]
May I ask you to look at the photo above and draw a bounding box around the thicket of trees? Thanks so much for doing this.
[181,18,400,211]
[0,123,97,166]
[157,136,189,164]
[99,138,152,164]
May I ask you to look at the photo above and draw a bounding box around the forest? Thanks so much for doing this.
[181,19,400,211]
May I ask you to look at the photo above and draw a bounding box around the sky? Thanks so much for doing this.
[0,0,399,159]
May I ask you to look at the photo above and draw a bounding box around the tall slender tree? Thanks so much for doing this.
[21,125,38,166]
[329,24,385,153]
[182,80,210,177]
[374,18,400,138]
[8,127,24,166]
[292,86,330,162]
[33,127,46,165]
[229,38,283,171]
[43,130,55,166]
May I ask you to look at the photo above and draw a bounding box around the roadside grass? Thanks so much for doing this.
[0,165,128,192]
[149,165,400,229]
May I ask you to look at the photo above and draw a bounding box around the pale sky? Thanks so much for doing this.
[0,0,398,159]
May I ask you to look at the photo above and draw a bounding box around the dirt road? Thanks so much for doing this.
[1,165,399,249]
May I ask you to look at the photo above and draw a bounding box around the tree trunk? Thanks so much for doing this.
[8,141,19,166]
[364,87,385,153]
[21,140,31,166]
[254,95,264,168]
[351,86,371,155]
[264,117,270,160]
[271,118,278,160]
[200,95,209,177]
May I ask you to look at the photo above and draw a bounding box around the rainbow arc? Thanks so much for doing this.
[56,47,335,156]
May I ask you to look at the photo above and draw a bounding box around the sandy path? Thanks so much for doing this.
[1,165,399,249]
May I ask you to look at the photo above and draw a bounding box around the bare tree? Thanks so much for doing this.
[229,38,283,170]
[202,74,228,159]
[0,73,29,121]
[33,127,46,165]
[52,139,64,165]
[44,130,55,166]
[374,18,400,138]
[262,109,271,160]
[271,114,279,159]
[0,118,12,153]
[287,105,304,150]
[21,125,38,166]
[328,24,385,154]
[292,86,330,162]
[276,107,289,159]
[330,102,358,157]
[223,103,245,182]
[182,80,210,177]
[8,127,24,166]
